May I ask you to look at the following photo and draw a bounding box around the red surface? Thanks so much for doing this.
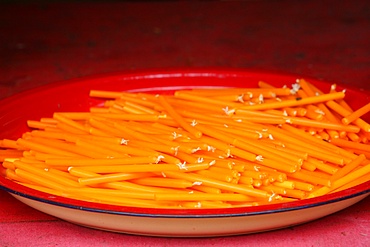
[1,1,370,246]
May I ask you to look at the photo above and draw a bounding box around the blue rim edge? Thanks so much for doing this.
[1,183,369,219]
